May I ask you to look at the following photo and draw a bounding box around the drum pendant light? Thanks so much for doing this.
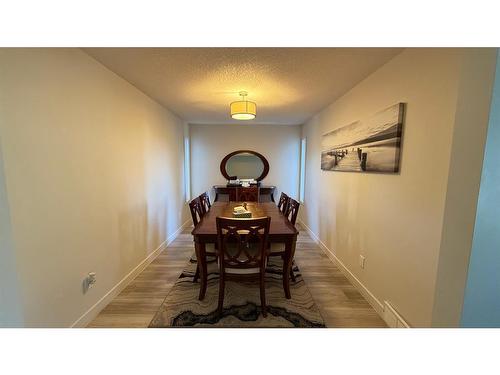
[230,91,256,120]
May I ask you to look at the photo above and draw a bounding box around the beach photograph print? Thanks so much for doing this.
[321,103,405,173]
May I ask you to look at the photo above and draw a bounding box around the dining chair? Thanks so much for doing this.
[199,191,211,215]
[269,197,300,283]
[277,192,289,214]
[189,197,217,282]
[284,197,300,226]
[189,197,204,226]
[216,216,271,318]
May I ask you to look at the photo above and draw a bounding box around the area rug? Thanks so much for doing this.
[149,255,326,328]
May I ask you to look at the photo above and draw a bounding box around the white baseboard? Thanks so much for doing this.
[383,300,410,328]
[71,219,192,328]
[166,219,193,246]
[298,219,385,317]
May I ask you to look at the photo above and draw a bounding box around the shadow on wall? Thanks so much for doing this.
[148,202,167,252]
[117,199,172,278]
[118,203,149,276]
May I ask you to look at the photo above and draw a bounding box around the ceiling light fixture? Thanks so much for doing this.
[230,91,256,120]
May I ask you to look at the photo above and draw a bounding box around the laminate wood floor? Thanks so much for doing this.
[88,224,387,328]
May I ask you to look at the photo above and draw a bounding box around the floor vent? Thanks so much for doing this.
[383,301,410,328]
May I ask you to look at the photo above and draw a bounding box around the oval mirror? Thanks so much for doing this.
[220,150,269,181]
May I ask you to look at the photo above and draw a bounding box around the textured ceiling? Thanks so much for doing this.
[83,48,403,125]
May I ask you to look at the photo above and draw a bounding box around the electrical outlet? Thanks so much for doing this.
[359,255,366,269]
[87,272,96,286]
[83,272,97,293]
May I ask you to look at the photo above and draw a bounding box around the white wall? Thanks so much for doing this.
[300,48,496,327]
[189,124,301,202]
[0,48,189,327]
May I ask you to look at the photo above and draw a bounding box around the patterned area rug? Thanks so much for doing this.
[149,255,326,328]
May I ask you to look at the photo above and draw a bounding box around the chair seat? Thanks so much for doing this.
[225,267,260,275]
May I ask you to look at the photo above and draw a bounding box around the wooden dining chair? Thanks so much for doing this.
[277,192,289,214]
[189,197,216,282]
[284,197,300,225]
[199,191,211,215]
[269,197,300,283]
[189,197,204,226]
[216,216,271,318]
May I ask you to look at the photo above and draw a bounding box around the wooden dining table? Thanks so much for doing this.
[191,201,299,300]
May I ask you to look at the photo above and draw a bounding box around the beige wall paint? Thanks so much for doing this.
[300,48,496,327]
[0,141,24,326]
[0,48,189,327]
[189,124,301,202]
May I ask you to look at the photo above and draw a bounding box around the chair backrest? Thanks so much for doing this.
[199,192,211,214]
[285,198,300,225]
[216,217,271,270]
[277,192,290,214]
[189,197,204,226]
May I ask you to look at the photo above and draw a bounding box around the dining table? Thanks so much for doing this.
[191,201,299,300]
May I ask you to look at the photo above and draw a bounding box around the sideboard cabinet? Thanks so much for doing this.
[213,185,276,203]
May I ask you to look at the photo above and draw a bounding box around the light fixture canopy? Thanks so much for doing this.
[230,91,256,120]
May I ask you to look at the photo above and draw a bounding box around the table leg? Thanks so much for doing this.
[194,240,207,300]
[283,235,297,299]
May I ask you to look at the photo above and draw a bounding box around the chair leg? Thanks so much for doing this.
[281,255,296,282]
[217,271,225,317]
[193,264,199,283]
[260,269,267,318]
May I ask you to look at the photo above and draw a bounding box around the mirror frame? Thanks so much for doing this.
[220,150,270,182]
